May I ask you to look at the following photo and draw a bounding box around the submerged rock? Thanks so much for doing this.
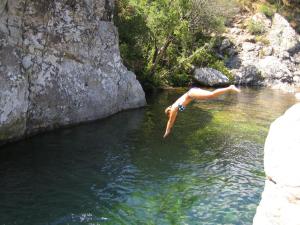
[0,0,146,144]
[193,67,229,87]
[253,103,300,225]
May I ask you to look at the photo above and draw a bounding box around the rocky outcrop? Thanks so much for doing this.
[268,14,299,54]
[253,103,300,225]
[234,65,264,86]
[193,67,229,87]
[0,0,146,144]
[222,13,300,91]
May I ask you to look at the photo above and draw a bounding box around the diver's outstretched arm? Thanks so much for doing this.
[163,108,178,138]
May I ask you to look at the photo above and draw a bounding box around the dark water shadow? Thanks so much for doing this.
[0,109,146,225]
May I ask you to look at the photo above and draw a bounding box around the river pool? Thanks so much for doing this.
[0,87,296,225]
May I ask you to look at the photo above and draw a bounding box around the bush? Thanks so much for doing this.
[208,60,234,83]
[255,35,270,45]
[247,19,265,35]
[168,72,190,87]
[115,0,237,89]
[258,3,276,17]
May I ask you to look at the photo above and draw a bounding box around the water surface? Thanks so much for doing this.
[0,88,296,225]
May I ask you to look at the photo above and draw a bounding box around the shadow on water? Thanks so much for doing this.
[0,87,297,225]
[0,109,147,225]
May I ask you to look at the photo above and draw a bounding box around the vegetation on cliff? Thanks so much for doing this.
[114,0,237,89]
[238,0,300,31]
[114,0,299,90]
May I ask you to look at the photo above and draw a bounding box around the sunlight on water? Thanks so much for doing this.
[0,87,296,225]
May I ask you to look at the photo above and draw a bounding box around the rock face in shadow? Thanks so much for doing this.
[0,0,146,144]
[253,103,300,225]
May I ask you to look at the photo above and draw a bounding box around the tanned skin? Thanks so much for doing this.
[163,85,241,138]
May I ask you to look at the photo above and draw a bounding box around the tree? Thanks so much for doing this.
[115,0,237,87]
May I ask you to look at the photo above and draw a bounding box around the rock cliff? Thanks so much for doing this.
[220,13,300,91]
[253,103,300,225]
[0,0,146,144]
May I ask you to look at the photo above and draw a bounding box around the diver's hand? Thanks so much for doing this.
[229,85,241,93]
[163,130,170,138]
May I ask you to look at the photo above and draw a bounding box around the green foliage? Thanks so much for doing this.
[114,0,150,75]
[236,0,300,34]
[184,39,234,82]
[115,0,237,88]
[236,0,256,11]
[258,3,276,17]
[247,19,265,35]
[168,72,190,87]
[255,35,270,45]
[209,60,234,82]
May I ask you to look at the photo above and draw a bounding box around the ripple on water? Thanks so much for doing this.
[0,87,297,225]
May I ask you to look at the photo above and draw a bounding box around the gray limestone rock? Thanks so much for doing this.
[0,45,28,141]
[257,56,293,84]
[193,67,229,87]
[233,65,264,86]
[251,13,272,30]
[268,14,300,54]
[0,0,146,144]
[220,38,232,51]
[253,103,300,225]
[225,13,300,91]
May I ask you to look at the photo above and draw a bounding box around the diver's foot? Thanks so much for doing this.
[230,85,241,93]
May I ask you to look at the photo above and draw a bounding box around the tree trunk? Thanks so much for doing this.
[149,34,173,75]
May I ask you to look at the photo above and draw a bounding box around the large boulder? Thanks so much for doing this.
[233,65,264,86]
[257,56,294,84]
[253,103,300,225]
[268,14,300,54]
[193,67,229,87]
[0,0,146,144]
[0,46,28,141]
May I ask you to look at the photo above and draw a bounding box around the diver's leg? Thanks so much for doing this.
[189,85,240,100]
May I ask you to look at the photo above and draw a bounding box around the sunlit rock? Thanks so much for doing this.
[257,56,293,84]
[268,14,300,54]
[251,13,271,29]
[253,103,300,225]
[233,65,264,86]
[225,12,300,91]
[193,67,229,87]
[0,0,146,144]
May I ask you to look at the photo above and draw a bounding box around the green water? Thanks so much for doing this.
[0,88,296,225]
